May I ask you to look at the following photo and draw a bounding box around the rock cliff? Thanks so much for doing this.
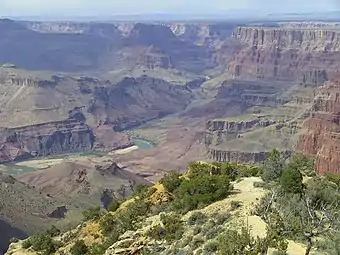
[0,118,94,162]
[222,26,340,83]
[209,149,291,163]
[90,76,192,131]
[298,78,340,175]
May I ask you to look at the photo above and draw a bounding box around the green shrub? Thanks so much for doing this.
[192,235,205,249]
[280,167,304,194]
[148,213,184,241]
[87,243,108,255]
[204,241,219,253]
[217,227,262,255]
[160,172,182,193]
[22,239,32,249]
[29,234,59,254]
[160,213,184,241]
[46,225,61,237]
[262,149,285,182]
[215,213,231,225]
[187,211,207,225]
[99,213,116,235]
[172,174,231,213]
[82,206,103,221]
[230,200,242,211]
[107,200,120,212]
[132,184,155,199]
[70,240,88,255]
[193,226,202,235]
[325,173,340,188]
[205,226,222,240]
[287,154,315,177]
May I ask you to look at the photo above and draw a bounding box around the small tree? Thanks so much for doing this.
[107,200,120,212]
[287,154,315,177]
[280,167,304,194]
[160,172,182,193]
[217,226,263,255]
[70,240,88,255]
[82,206,102,221]
[262,149,285,182]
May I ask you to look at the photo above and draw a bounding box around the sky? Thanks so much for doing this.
[0,0,338,17]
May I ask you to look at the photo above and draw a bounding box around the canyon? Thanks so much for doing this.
[1,18,340,251]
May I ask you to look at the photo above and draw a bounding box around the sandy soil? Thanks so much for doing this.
[15,158,65,169]
[199,177,307,255]
[111,146,139,155]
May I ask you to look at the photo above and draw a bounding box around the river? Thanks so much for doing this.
[0,137,155,175]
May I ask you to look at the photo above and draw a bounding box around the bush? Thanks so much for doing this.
[204,241,219,253]
[217,227,262,255]
[160,213,184,241]
[107,200,120,212]
[187,211,207,225]
[70,240,88,255]
[148,213,184,241]
[193,226,202,235]
[325,173,340,188]
[29,234,59,254]
[82,206,103,221]
[172,174,232,213]
[46,225,61,237]
[304,177,340,208]
[230,200,242,211]
[262,149,285,182]
[287,154,315,177]
[100,213,116,235]
[160,172,182,193]
[215,213,231,225]
[87,243,108,255]
[22,239,32,249]
[192,235,205,250]
[280,167,304,194]
[205,226,222,240]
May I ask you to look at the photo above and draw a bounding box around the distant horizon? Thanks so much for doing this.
[2,9,340,22]
[1,0,338,20]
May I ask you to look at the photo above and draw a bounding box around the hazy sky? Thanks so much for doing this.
[0,0,338,16]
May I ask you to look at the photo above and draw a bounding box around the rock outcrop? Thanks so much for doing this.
[209,149,292,163]
[298,78,340,175]
[90,76,192,131]
[0,118,94,163]
[206,119,264,132]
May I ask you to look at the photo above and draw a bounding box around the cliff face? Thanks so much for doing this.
[0,118,94,163]
[298,79,340,175]
[222,27,340,84]
[89,76,192,131]
[209,149,291,163]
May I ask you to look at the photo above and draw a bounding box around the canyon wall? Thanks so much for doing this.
[0,118,94,162]
[209,149,292,164]
[298,79,340,175]
[223,27,340,84]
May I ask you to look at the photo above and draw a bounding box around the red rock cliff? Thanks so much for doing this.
[298,78,340,175]
[222,27,340,83]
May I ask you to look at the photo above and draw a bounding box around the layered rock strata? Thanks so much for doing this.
[298,78,340,175]
[224,27,340,84]
[0,118,94,162]
[209,149,292,163]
